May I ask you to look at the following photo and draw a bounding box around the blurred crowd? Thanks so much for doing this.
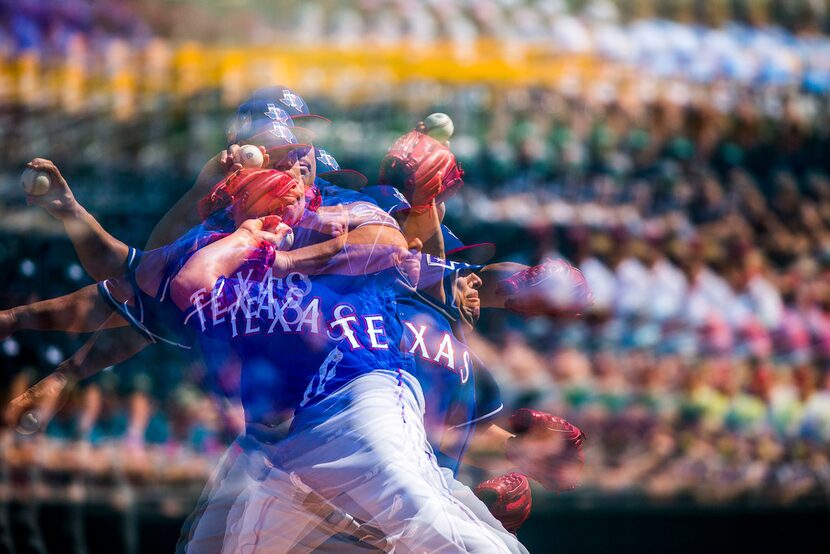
[0,0,149,58]
[466,341,830,505]
[447,61,830,506]
[2,0,830,114]
[287,0,830,89]
[0,371,226,553]
[1,369,226,511]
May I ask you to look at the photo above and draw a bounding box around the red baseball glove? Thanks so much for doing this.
[197,168,300,222]
[495,258,593,317]
[378,130,464,211]
[505,409,586,492]
[474,472,532,534]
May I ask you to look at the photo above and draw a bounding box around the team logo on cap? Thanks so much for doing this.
[269,123,297,144]
[264,104,290,124]
[279,90,305,112]
[392,188,408,203]
[316,150,339,170]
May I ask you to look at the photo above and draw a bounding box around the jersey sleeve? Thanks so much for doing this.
[472,357,504,423]
[97,234,214,349]
[125,246,144,273]
[98,274,195,349]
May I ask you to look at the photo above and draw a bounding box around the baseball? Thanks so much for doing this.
[423,113,455,143]
[239,144,264,168]
[277,223,294,250]
[21,168,51,196]
[16,410,40,435]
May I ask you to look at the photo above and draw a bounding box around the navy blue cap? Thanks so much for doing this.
[416,255,484,301]
[229,98,315,146]
[442,225,495,264]
[315,148,368,190]
[229,99,291,143]
[446,259,484,275]
[249,86,330,124]
[237,99,294,127]
[234,120,311,159]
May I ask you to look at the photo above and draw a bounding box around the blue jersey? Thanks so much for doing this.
[397,294,475,465]
[102,196,402,410]
[393,258,503,475]
[179,202,411,422]
[322,183,503,473]
[101,194,500,473]
[185,266,410,423]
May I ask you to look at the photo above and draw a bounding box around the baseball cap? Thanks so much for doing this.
[249,86,330,124]
[415,254,484,298]
[229,98,316,146]
[235,119,311,160]
[442,225,495,265]
[315,148,368,190]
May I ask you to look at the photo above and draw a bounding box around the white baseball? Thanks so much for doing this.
[239,144,264,168]
[423,113,455,143]
[277,223,294,250]
[16,410,40,435]
[21,168,51,196]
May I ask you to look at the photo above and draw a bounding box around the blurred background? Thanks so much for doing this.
[2,0,830,552]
